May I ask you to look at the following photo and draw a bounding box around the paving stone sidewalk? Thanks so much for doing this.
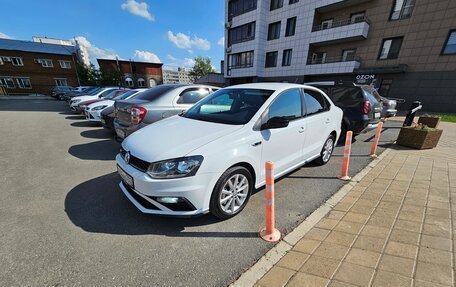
[256,122,456,287]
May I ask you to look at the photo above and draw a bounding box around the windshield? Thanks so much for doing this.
[183,88,274,125]
[86,87,103,95]
[116,89,142,100]
[361,85,382,101]
[104,89,127,99]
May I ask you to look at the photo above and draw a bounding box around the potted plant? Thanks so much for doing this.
[418,114,441,128]
[396,124,443,149]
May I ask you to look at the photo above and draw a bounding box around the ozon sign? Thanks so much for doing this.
[355,74,376,84]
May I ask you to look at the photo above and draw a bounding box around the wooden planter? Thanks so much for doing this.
[396,127,443,149]
[418,116,441,128]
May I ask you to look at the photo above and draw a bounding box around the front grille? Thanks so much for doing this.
[123,184,159,210]
[120,147,151,172]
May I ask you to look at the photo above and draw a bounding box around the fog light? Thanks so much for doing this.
[156,197,180,204]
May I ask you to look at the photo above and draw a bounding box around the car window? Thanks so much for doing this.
[329,87,363,108]
[177,88,210,104]
[268,89,302,121]
[116,90,139,100]
[100,89,116,97]
[134,85,175,101]
[303,89,328,116]
[184,88,274,125]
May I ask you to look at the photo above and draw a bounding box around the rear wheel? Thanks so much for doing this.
[210,166,253,219]
[314,135,335,166]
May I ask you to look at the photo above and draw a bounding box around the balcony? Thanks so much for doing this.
[305,55,361,75]
[309,16,370,45]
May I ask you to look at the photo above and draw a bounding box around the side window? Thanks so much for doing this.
[177,88,210,104]
[330,87,363,108]
[268,89,302,121]
[303,89,329,116]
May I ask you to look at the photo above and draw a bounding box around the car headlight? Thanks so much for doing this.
[146,155,203,179]
[92,105,108,111]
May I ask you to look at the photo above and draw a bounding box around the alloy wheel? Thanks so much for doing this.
[322,138,334,162]
[219,174,249,214]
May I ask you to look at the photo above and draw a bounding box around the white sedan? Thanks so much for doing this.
[85,89,147,122]
[69,87,119,111]
[116,83,343,219]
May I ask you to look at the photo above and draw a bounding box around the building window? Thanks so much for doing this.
[310,52,327,64]
[137,78,146,87]
[0,57,3,65]
[55,78,68,86]
[228,22,256,45]
[342,49,356,61]
[390,0,415,20]
[442,30,456,55]
[0,77,15,88]
[320,19,333,30]
[378,37,403,60]
[285,17,297,37]
[37,59,53,68]
[270,0,283,11]
[265,51,278,68]
[282,49,292,66]
[228,51,254,69]
[125,77,134,87]
[228,0,257,19]
[16,77,32,89]
[289,0,299,4]
[11,57,24,66]
[350,12,365,24]
[267,21,281,40]
[59,60,71,69]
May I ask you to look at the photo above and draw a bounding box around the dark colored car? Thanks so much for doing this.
[64,87,102,102]
[50,86,73,100]
[306,82,382,140]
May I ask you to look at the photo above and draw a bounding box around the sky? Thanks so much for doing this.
[0,0,225,70]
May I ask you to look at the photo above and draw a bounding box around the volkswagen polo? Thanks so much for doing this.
[116,83,342,219]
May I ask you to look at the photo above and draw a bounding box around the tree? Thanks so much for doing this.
[189,56,215,81]
[76,63,99,86]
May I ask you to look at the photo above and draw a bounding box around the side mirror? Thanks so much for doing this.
[261,117,290,130]
[99,95,103,98]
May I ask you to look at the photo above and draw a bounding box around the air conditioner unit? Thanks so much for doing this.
[226,46,232,53]
[225,21,232,28]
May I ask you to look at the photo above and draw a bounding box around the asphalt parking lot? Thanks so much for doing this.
[0,99,402,286]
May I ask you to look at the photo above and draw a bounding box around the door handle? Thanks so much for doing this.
[298,126,305,133]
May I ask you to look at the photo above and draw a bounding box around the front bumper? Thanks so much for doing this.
[116,154,218,216]
[85,109,102,122]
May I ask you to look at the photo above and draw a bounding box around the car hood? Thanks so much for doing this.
[72,95,98,102]
[122,116,243,163]
[88,100,114,109]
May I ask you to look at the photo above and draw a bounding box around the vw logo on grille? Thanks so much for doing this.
[124,151,130,164]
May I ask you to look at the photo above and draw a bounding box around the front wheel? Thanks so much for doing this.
[210,166,253,219]
[314,135,335,166]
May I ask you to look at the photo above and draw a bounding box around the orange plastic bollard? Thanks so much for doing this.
[370,121,384,157]
[260,161,281,242]
[339,131,353,181]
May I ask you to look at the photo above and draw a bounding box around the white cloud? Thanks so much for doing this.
[121,0,154,21]
[73,36,120,64]
[0,32,13,39]
[166,54,195,69]
[167,31,211,51]
[217,37,225,46]
[133,50,161,63]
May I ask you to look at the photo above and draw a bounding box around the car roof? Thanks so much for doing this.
[228,82,317,91]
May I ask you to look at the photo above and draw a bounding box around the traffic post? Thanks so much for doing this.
[260,161,281,242]
[370,121,384,157]
[339,131,353,181]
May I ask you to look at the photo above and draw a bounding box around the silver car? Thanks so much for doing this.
[114,84,219,140]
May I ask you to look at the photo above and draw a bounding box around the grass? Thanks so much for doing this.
[439,114,456,123]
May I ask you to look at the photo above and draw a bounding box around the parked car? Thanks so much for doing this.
[86,89,147,123]
[50,86,73,100]
[73,86,93,93]
[306,81,382,140]
[114,84,219,140]
[76,89,130,113]
[69,87,121,111]
[64,87,102,102]
[116,83,343,218]
[361,85,397,118]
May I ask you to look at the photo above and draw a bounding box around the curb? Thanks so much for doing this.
[230,148,392,287]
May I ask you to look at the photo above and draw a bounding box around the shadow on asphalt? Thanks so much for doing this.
[64,172,258,237]
[66,115,85,120]
[80,129,114,139]
[68,140,120,160]
[71,121,102,128]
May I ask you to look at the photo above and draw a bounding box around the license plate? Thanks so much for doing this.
[117,165,134,188]
[374,112,381,118]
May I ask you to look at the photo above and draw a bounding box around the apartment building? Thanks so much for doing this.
[97,59,163,88]
[224,0,456,112]
[163,67,193,84]
[0,38,79,95]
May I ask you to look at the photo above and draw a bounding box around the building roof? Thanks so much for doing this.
[97,58,163,66]
[0,38,76,55]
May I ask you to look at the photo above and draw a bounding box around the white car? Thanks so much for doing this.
[116,83,343,219]
[69,87,119,111]
[85,89,147,122]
